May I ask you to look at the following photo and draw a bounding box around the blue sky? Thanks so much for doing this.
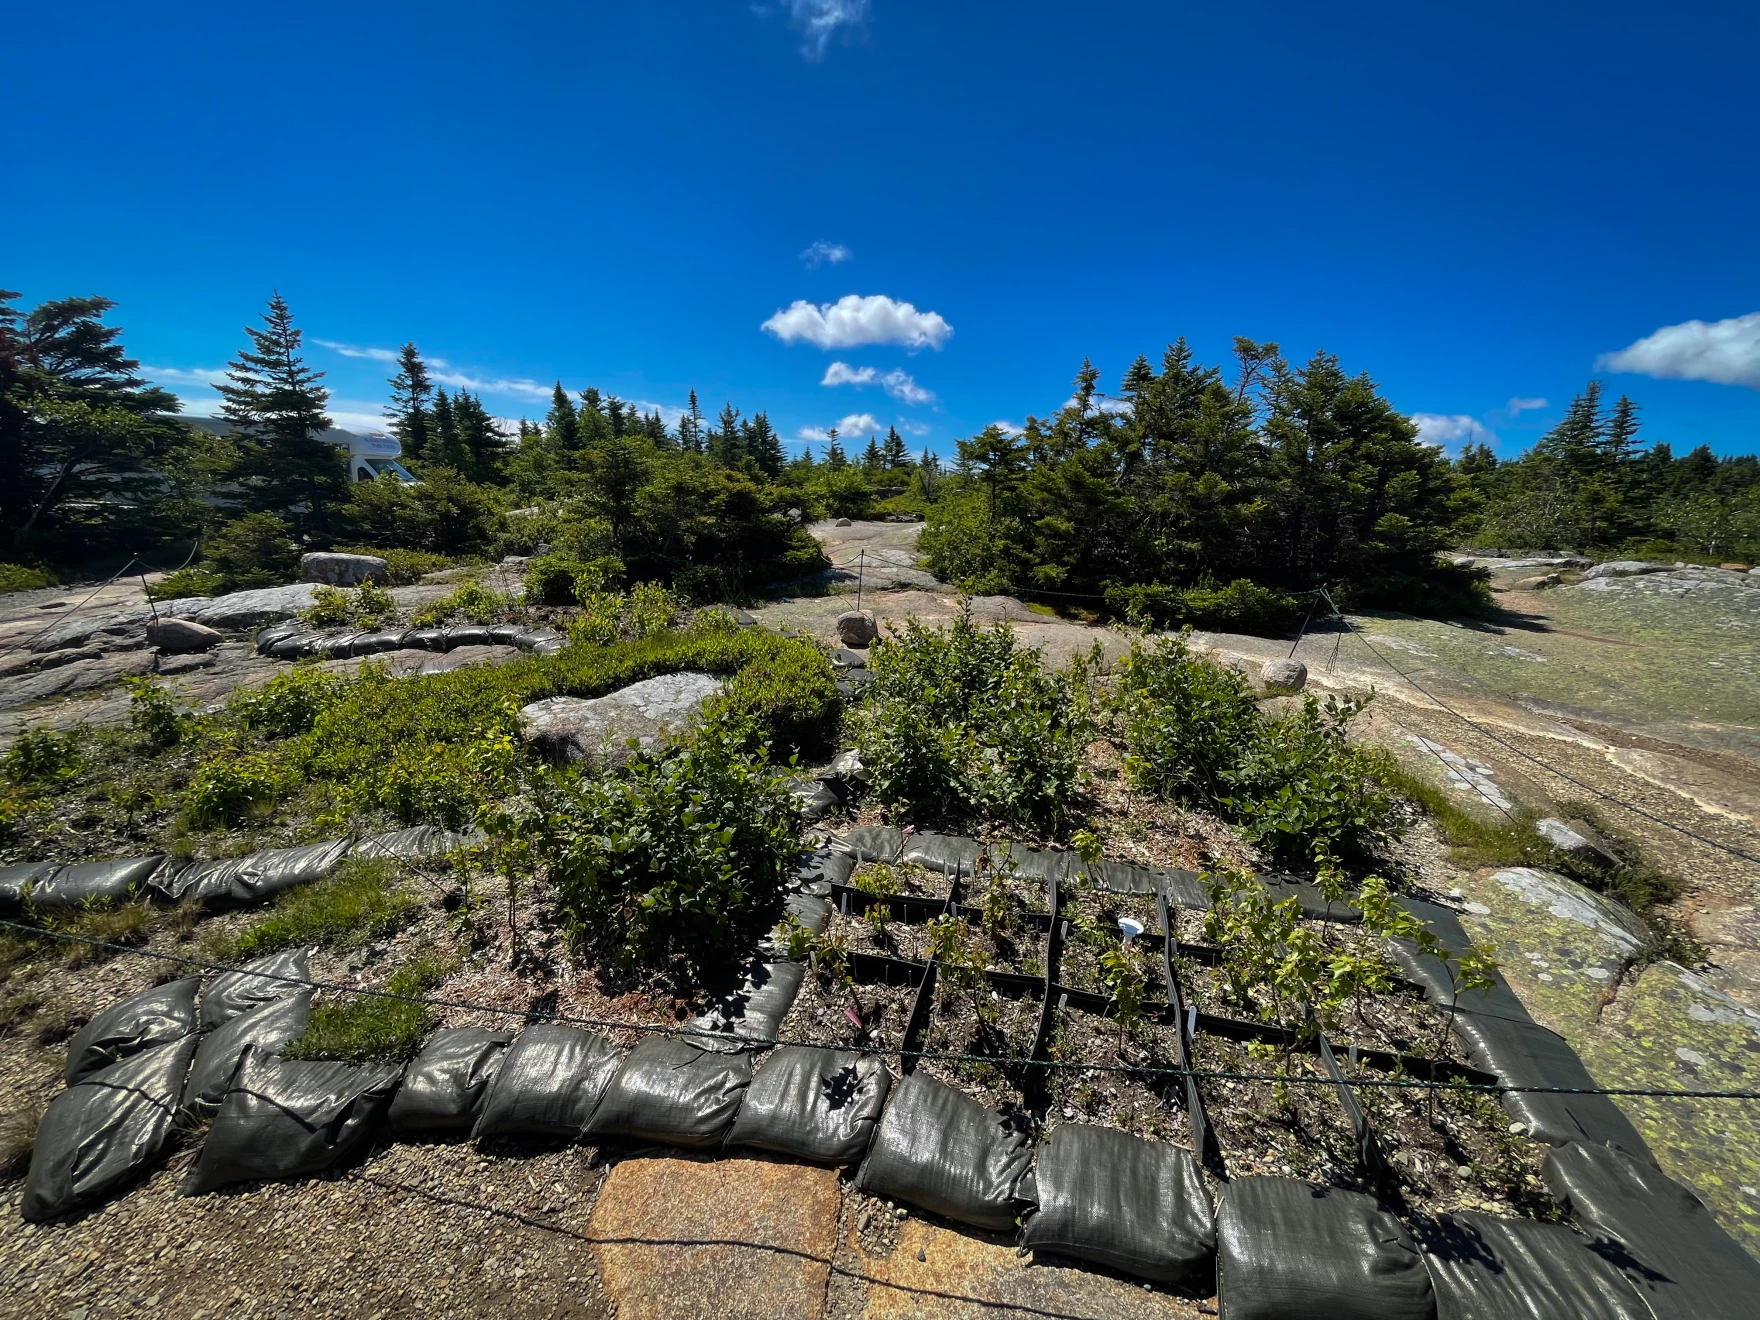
[7,1,1760,460]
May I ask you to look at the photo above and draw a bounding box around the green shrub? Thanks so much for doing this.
[848,603,1088,829]
[122,676,188,752]
[230,858,418,956]
[708,636,839,755]
[1116,635,1263,800]
[521,723,799,983]
[1104,579,1306,635]
[4,729,82,785]
[1115,635,1392,866]
[355,580,396,624]
[411,579,512,628]
[303,585,354,628]
[183,750,283,827]
[231,666,347,738]
[626,582,679,637]
[282,946,451,1063]
[523,554,586,605]
[1230,695,1394,866]
[567,590,623,647]
[205,512,301,590]
[0,564,56,594]
[146,568,224,601]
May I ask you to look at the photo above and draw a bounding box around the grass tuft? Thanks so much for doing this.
[229,858,419,958]
[0,1103,41,1179]
[281,946,452,1063]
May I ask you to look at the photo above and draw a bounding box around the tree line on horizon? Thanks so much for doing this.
[1,287,1753,610]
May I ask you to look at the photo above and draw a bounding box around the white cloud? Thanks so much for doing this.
[992,420,1025,437]
[801,240,852,267]
[1412,413,1498,451]
[1507,396,1548,414]
[899,420,931,436]
[763,294,953,352]
[783,0,868,61]
[1597,312,1760,389]
[431,369,553,402]
[820,361,936,405]
[326,410,396,436]
[314,339,401,363]
[1062,393,1133,415]
[799,411,881,442]
[144,365,228,390]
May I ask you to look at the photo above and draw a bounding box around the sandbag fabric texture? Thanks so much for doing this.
[22,1036,199,1222]
[183,1049,402,1194]
[1019,1123,1215,1285]
[1417,1210,1650,1320]
[388,1027,514,1134]
[856,1074,1035,1232]
[726,1046,893,1166]
[584,1037,753,1148]
[183,991,313,1118]
[1215,1177,1435,1320]
[471,1024,623,1140]
[64,977,200,1084]
[200,948,311,1030]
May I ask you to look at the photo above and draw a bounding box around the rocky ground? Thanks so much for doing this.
[2,531,1759,1313]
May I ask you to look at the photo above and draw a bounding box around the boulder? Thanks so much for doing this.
[834,610,879,648]
[146,617,224,654]
[300,552,389,586]
[1581,560,1661,581]
[834,517,853,527]
[520,672,726,765]
[1720,563,1749,572]
[1536,817,1620,872]
[1259,658,1307,692]
[1514,573,1561,590]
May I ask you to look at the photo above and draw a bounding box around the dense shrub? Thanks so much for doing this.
[411,580,516,628]
[520,722,799,982]
[146,568,224,601]
[1104,579,1306,636]
[204,513,301,590]
[4,729,82,785]
[332,546,458,585]
[232,666,348,738]
[523,553,588,605]
[848,604,1089,829]
[336,469,505,555]
[0,564,56,594]
[1115,635,1393,866]
[183,750,284,827]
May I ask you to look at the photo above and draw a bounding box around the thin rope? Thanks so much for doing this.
[1318,587,1760,865]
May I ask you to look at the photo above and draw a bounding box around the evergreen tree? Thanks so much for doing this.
[882,424,907,469]
[605,395,626,438]
[679,389,705,452]
[824,427,847,469]
[216,292,345,529]
[862,435,885,471]
[1536,381,1604,474]
[428,387,467,469]
[385,343,432,461]
[453,391,504,481]
[545,383,579,453]
[747,411,785,477]
[709,402,743,467]
[1603,394,1641,466]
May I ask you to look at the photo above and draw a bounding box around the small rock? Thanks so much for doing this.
[829,647,867,670]
[1456,1165,1472,1178]
[300,551,389,586]
[1719,563,1749,572]
[916,1247,926,1262]
[1536,817,1620,872]
[146,617,225,653]
[834,610,879,648]
[1514,573,1561,590]
[1259,658,1308,692]
[834,517,853,527]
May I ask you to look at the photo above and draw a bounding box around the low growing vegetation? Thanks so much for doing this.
[283,945,452,1063]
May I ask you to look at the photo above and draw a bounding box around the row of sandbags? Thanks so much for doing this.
[0,825,480,913]
[32,963,1754,1318]
[829,826,1359,920]
[253,621,565,662]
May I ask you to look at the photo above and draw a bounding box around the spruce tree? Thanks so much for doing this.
[453,390,504,480]
[747,411,785,477]
[882,424,907,469]
[709,402,743,467]
[545,383,579,453]
[216,292,345,528]
[679,389,705,452]
[862,435,885,470]
[824,427,847,469]
[429,387,467,469]
[1536,382,1604,474]
[1603,394,1641,466]
[385,343,432,462]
